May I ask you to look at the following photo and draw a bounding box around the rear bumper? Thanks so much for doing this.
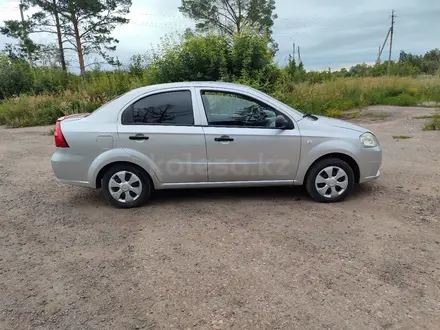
[54,177,94,188]
[51,151,94,188]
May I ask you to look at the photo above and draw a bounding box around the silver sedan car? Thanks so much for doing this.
[51,82,382,208]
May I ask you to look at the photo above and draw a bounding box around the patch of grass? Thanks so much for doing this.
[413,115,435,119]
[393,135,413,140]
[423,113,440,130]
[359,112,389,121]
[368,113,389,121]
[325,109,343,118]
[275,76,440,119]
[47,128,55,135]
[383,93,418,106]
[344,111,361,119]
[0,92,103,128]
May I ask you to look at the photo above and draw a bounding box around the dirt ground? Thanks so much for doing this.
[0,106,439,330]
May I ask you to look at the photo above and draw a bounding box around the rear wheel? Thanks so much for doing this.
[102,164,151,208]
[305,158,355,203]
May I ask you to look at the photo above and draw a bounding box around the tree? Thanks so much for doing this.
[179,0,277,38]
[26,0,68,71]
[1,5,41,65]
[55,0,132,76]
[1,1,67,70]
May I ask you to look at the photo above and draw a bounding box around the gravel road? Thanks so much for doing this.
[0,106,439,330]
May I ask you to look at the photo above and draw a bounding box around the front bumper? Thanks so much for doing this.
[360,169,381,183]
[358,145,382,184]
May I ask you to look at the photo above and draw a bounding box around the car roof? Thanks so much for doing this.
[130,81,254,94]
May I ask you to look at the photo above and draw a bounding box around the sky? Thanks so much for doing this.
[0,0,439,71]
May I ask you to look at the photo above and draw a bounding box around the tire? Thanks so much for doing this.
[101,164,151,208]
[305,158,355,203]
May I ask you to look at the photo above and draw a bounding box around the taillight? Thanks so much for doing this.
[54,120,69,148]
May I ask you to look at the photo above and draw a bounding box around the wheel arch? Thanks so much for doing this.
[95,161,154,189]
[304,153,360,185]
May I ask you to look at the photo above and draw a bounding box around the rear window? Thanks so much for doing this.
[122,90,194,125]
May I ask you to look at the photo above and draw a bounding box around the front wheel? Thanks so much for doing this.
[102,164,151,208]
[305,158,355,203]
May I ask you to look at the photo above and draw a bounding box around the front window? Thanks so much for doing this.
[201,91,290,128]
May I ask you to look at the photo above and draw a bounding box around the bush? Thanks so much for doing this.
[0,54,34,99]
[148,31,278,87]
[382,93,418,106]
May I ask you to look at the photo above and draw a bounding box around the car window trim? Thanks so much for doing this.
[121,89,195,126]
[199,89,294,130]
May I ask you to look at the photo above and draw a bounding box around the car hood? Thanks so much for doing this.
[311,115,367,133]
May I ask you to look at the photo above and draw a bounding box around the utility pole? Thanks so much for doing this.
[388,10,396,75]
[293,42,295,58]
[19,3,33,67]
[297,46,302,65]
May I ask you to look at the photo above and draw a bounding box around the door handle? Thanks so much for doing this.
[129,134,149,141]
[214,135,234,142]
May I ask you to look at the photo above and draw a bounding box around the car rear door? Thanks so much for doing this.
[195,87,301,182]
[117,88,207,183]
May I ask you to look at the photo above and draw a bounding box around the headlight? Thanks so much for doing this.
[360,132,378,148]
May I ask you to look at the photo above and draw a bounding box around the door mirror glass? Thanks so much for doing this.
[275,115,290,129]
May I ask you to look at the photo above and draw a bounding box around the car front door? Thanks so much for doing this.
[117,88,207,183]
[196,88,301,182]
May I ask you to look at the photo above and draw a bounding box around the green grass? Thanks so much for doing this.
[0,92,103,128]
[382,93,418,106]
[1,76,440,127]
[393,135,413,139]
[325,109,343,118]
[343,111,361,119]
[367,113,389,121]
[423,113,440,130]
[413,115,435,119]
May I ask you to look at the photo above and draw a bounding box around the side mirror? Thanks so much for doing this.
[275,115,292,129]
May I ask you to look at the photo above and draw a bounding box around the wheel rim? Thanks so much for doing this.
[108,171,142,203]
[315,166,349,199]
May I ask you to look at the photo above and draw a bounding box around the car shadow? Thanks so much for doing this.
[149,185,309,206]
[69,183,378,208]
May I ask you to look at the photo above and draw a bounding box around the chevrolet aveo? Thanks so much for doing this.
[51,82,382,208]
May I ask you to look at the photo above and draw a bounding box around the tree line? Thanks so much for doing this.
[1,0,439,101]
[1,0,278,75]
